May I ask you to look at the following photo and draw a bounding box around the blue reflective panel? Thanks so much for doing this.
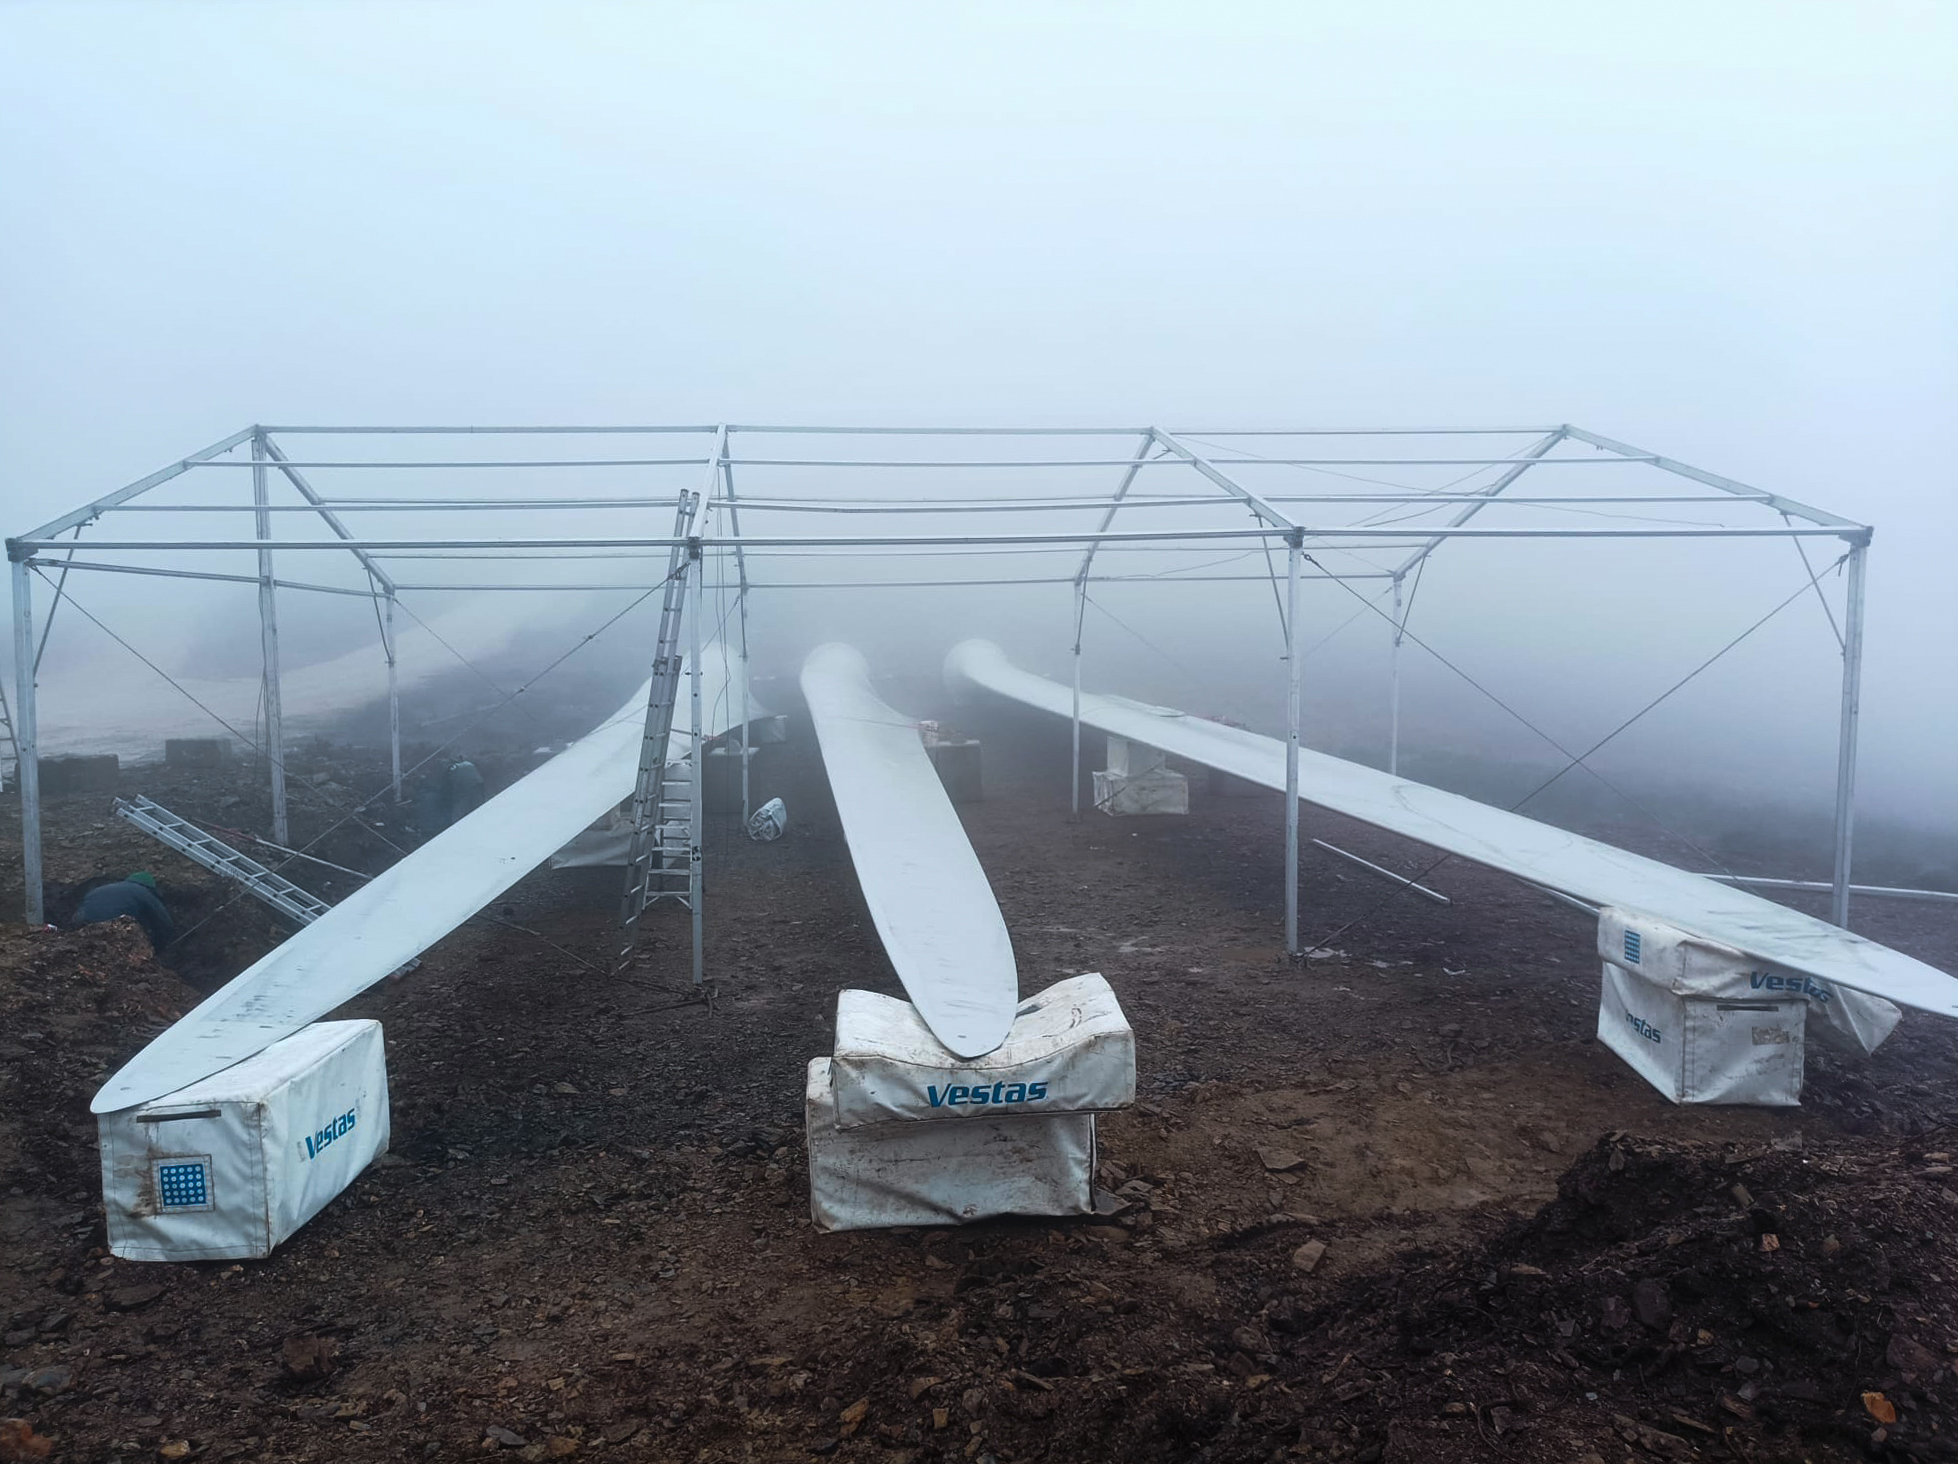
[157,1161,210,1209]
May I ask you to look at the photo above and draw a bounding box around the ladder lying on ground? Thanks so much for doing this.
[616,491,703,971]
[115,794,332,928]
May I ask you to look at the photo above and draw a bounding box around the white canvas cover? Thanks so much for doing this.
[1598,960,1805,1106]
[947,639,1958,1023]
[1598,908,1900,1057]
[805,1059,1095,1232]
[802,643,1019,1058]
[98,1020,389,1261]
[830,973,1136,1130]
[1092,768,1190,817]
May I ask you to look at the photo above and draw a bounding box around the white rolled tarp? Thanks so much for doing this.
[945,638,1958,1024]
[94,646,746,1114]
[801,643,1020,1059]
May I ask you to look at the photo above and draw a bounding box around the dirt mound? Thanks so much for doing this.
[1254,1132,1958,1462]
[0,921,202,1193]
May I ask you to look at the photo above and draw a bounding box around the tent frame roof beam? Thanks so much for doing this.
[5,420,1879,946]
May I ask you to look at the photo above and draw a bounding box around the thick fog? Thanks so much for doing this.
[3,4,1954,855]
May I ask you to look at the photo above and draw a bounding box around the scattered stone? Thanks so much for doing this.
[1291,1240,1327,1274]
[931,1408,949,1431]
[0,1418,54,1462]
[544,1439,577,1459]
[280,1334,337,1382]
[908,1376,941,1400]
[1090,1188,1133,1218]
[106,1284,166,1313]
[1887,1333,1940,1383]
[1599,1295,1631,1330]
[19,1368,71,1398]
[1631,1278,1672,1329]
[1502,1263,1548,1279]
[838,1399,868,1437]
[1729,1182,1754,1209]
[1610,1413,1691,1460]
[157,1444,191,1461]
[1230,1326,1265,1355]
[485,1425,527,1448]
[1258,1148,1306,1173]
[1862,1392,1897,1425]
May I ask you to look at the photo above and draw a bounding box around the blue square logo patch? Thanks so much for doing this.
[154,1157,214,1213]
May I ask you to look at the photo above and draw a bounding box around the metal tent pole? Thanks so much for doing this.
[688,541,705,986]
[1070,580,1086,819]
[253,431,289,845]
[1284,533,1303,956]
[737,587,751,827]
[1830,539,1868,928]
[11,560,42,925]
[384,593,402,802]
[1388,573,1405,777]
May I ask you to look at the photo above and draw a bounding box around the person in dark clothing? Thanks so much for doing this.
[72,871,174,951]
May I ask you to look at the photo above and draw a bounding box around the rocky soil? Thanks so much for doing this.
[2,696,1956,1462]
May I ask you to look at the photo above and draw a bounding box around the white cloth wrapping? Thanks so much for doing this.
[830,974,1135,1130]
[99,1021,390,1261]
[805,1059,1095,1232]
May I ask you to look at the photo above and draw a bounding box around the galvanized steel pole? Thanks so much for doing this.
[1284,533,1304,956]
[738,588,751,828]
[384,594,402,802]
[1070,580,1086,820]
[253,432,289,845]
[11,560,42,925]
[1388,573,1405,777]
[1830,539,1868,927]
[688,541,705,987]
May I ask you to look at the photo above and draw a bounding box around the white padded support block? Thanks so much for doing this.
[806,1059,1095,1232]
[1599,907,1899,1058]
[1093,768,1188,817]
[1598,960,1805,1106]
[99,1020,389,1261]
[830,973,1136,1130]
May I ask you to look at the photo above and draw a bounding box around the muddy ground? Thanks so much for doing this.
[3,693,1957,1463]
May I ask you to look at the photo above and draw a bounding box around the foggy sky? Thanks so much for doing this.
[3,2,1954,830]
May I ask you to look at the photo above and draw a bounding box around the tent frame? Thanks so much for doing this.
[7,423,1876,958]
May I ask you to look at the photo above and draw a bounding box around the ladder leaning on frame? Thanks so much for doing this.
[615,491,704,978]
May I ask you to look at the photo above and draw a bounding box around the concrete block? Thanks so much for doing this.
[39,754,120,796]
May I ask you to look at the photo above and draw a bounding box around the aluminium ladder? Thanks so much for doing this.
[615,492,703,970]
[114,794,332,928]
[0,682,16,791]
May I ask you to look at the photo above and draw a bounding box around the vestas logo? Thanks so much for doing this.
[1748,972,1832,1004]
[1626,1013,1664,1045]
[302,1107,357,1160]
[927,1080,1049,1109]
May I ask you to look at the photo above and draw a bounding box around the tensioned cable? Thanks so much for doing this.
[55,564,685,951]
[165,576,683,950]
[31,526,85,674]
[32,573,410,858]
[388,596,551,739]
[1080,593,1276,733]
[1298,558,1842,954]
[1784,512,1846,652]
